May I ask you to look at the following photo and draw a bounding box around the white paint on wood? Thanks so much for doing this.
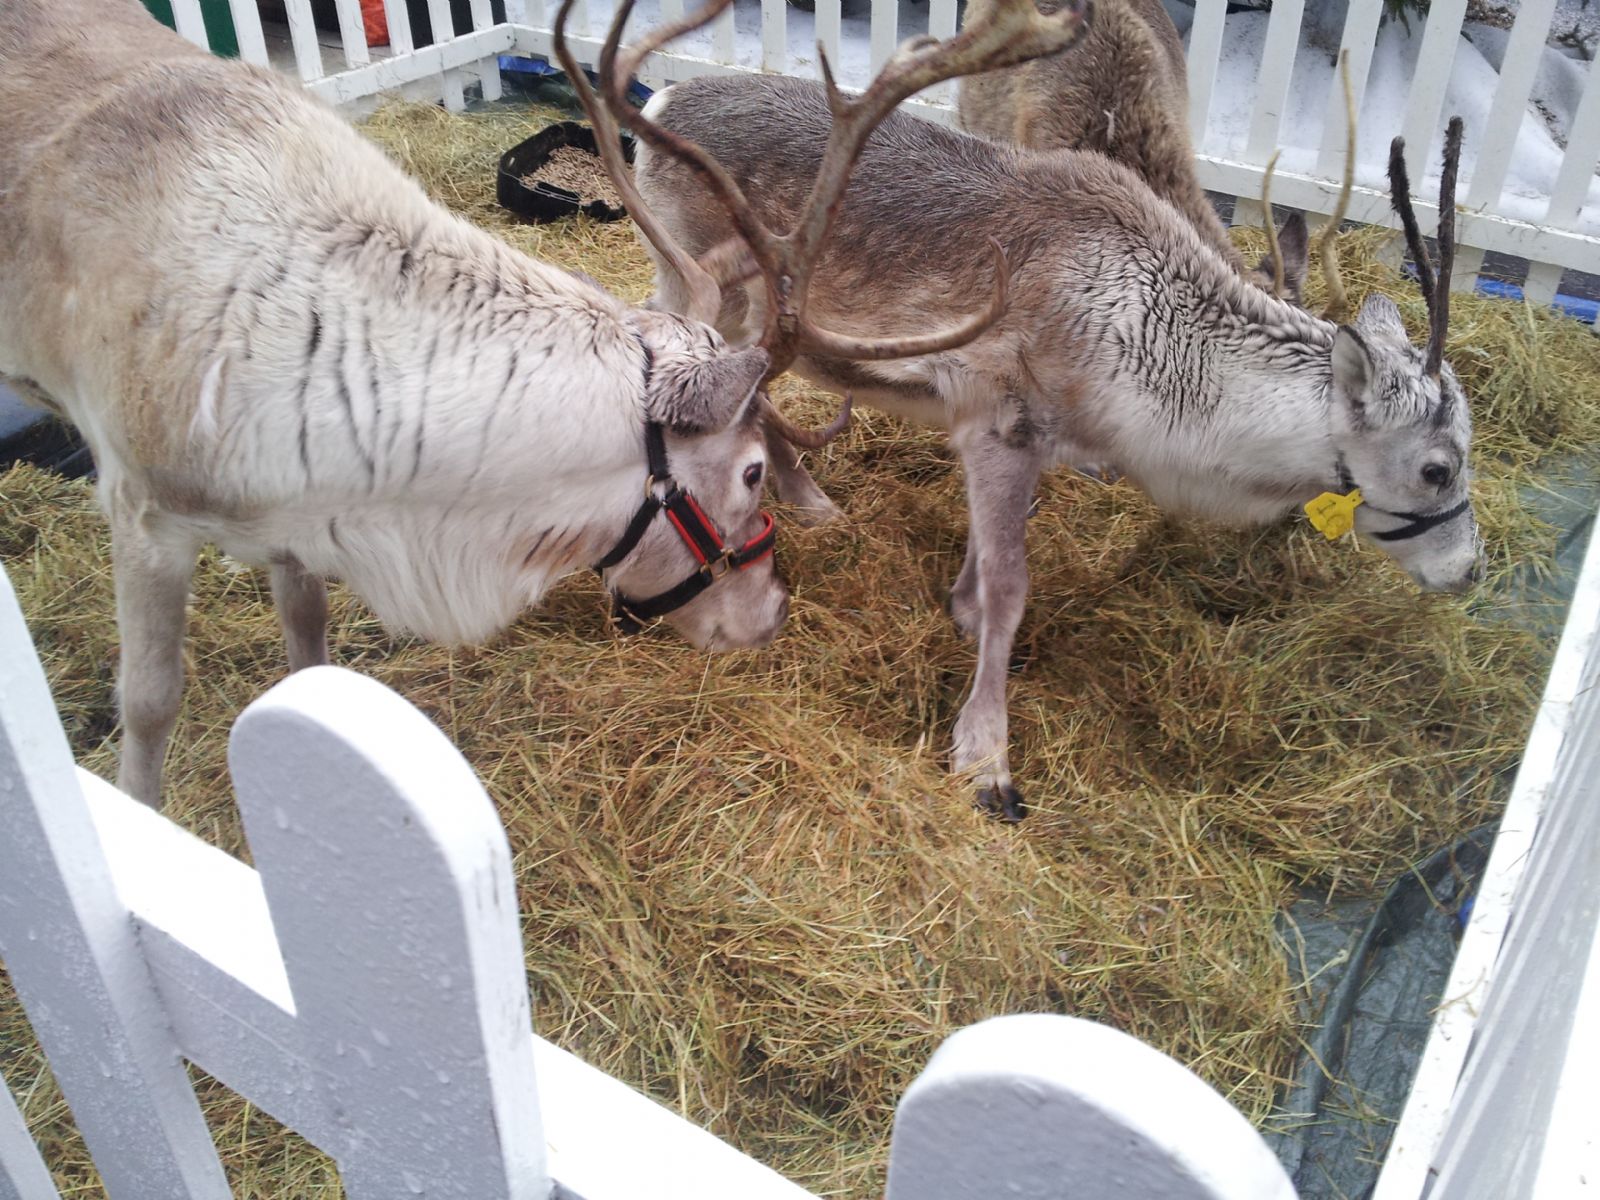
[1545,53,1600,227]
[761,0,786,73]
[225,0,271,65]
[383,0,417,54]
[869,0,897,77]
[1523,259,1564,306]
[468,0,503,98]
[1314,0,1382,178]
[1399,0,1469,167]
[1374,516,1600,1199]
[815,0,842,85]
[714,0,736,67]
[426,0,468,108]
[1186,0,1227,145]
[884,1015,1297,1200]
[927,0,958,108]
[1245,0,1306,164]
[0,570,230,1198]
[331,0,374,66]
[309,26,516,107]
[531,1036,818,1199]
[228,666,547,1199]
[1466,0,1560,211]
[283,0,326,81]
[169,0,211,49]
[0,1071,58,1200]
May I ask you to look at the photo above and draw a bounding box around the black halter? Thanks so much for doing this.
[1336,460,1471,543]
[592,422,776,634]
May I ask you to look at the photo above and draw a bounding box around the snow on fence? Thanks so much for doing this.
[0,562,1296,1199]
[158,0,1600,320]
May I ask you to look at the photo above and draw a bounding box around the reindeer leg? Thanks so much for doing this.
[762,422,845,525]
[270,555,330,671]
[949,424,1042,822]
[111,512,199,808]
[948,536,981,639]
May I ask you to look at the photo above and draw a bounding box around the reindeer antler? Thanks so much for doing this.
[1388,115,1464,378]
[1318,51,1355,322]
[555,0,1091,443]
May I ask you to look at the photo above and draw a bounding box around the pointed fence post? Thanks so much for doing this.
[228,666,547,1200]
[1,1071,59,1200]
[0,568,230,1198]
[885,1014,1298,1200]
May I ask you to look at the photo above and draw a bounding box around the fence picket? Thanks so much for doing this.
[1468,0,1561,215]
[885,1015,1298,1200]
[169,0,211,49]
[331,0,373,66]
[469,0,503,100]
[283,0,326,80]
[384,0,417,53]
[870,0,898,76]
[1186,0,1227,145]
[1245,0,1306,164]
[1314,0,1382,178]
[927,0,958,107]
[427,0,468,108]
[0,572,230,1198]
[0,1072,58,1200]
[815,0,842,84]
[228,667,548,1199]
[761,0,785,72]
[1399,0,1470,167]
[1545,53,1600,227]
[225,0,271,64]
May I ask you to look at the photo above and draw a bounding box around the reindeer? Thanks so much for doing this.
[0,0,788,806]
[629,60,1481,820]
[957,0,1309,303]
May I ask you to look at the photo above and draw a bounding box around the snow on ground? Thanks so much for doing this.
[1179,1,1600,231]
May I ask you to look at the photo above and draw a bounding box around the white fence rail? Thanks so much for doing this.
[168,0,1600,322]
[0,564,1297,1199]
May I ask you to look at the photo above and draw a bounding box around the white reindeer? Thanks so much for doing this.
[623,51,1482,820]
[0,0,781,807]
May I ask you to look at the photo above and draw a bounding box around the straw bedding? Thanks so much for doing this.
[2,99,1597,1196]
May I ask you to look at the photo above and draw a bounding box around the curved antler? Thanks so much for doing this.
[562,0,1090,445]
[1318,50,1355,322]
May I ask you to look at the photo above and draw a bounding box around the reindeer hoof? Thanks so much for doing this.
[976,783,1026,823]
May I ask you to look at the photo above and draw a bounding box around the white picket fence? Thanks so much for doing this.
[158,0,1600,318]
[0,562,1300,1199]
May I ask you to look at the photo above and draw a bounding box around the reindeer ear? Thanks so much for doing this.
[646,347,770,433]
[1330,325,1374,424]
[1275,212,1310,304]
[1353,292,1407,338]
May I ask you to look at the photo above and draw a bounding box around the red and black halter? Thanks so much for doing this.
[593,421,776,634]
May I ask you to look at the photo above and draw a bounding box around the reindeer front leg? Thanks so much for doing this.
[111,511,200,807]
[949,422,1042,822]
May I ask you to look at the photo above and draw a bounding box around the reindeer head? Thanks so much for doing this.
[1325,119,1481,594]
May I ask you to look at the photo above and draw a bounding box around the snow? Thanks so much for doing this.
[1178,1,1600,231]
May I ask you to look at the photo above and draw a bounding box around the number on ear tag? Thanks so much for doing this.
[1304,488,1363,540]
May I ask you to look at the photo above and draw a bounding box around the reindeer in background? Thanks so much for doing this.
[958,0,1310,303]
[628,53,1481,819]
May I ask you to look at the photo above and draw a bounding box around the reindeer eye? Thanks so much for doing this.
[1421,463,1452,488]
[743,463,764,489]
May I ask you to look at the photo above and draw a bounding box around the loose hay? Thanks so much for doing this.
[3,99,1597,1197]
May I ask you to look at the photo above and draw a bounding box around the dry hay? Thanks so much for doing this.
[3,98,1598,1198]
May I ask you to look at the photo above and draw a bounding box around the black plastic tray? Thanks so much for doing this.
[497,121,634,224]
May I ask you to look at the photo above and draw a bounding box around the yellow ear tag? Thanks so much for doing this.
[1304,488,1363,540]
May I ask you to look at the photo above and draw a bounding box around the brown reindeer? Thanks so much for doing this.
[634,73,1481,821]
[958,0,1307,300]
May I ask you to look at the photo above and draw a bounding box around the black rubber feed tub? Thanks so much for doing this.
[497,121,635,224]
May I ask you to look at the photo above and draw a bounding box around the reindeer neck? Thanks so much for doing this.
[1082,256,1345,527]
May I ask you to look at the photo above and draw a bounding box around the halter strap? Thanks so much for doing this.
[1335,457,1470,544]
[593,422,777,634]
